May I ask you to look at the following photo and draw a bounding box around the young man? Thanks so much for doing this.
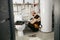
[27,11,41,32]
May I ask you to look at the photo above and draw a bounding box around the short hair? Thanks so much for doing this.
[31,11,36,14]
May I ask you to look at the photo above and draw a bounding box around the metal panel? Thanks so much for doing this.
[0,0,9,21]
[0,21,10,40]
[8,0,15,40]
[54,0,60,40]
[0,0,11,40]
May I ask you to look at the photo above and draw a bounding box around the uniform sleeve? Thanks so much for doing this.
[34,15,40,19]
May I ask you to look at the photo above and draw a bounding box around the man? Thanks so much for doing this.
[27,11,41,32]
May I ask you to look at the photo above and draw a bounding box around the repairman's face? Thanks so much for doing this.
[31,11,35,16]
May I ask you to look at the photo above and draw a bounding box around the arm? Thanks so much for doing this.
[36,17,41,22]
[29,18,37,24]
[34,15,41,22]
[29,17,41,24]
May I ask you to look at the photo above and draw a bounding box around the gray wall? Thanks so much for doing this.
[54,0,60,40]
[0,0,15,40]
[0,0,10,40]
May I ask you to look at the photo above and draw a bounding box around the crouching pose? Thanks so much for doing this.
[27,11,41,32]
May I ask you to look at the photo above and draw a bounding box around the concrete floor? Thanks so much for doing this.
[15,30,54,40]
